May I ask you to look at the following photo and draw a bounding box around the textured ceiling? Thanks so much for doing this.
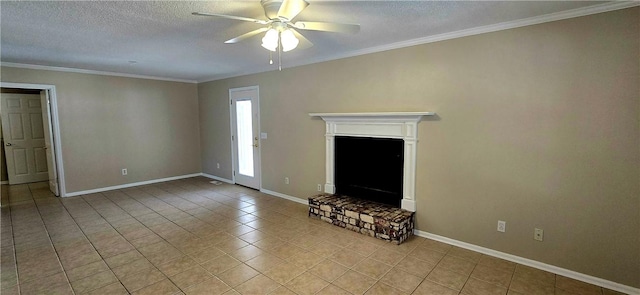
[0,1,628,82]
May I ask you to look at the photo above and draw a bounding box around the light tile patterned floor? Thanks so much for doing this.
[0,177,627,295]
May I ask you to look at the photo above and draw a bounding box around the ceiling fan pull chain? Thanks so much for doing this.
[278,41,282,71]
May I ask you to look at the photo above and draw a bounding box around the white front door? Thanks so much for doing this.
[40,90,59,196]
[230,86,261,189]
[1,93,49,184]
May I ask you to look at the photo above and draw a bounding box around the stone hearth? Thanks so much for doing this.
[308,193,415,244]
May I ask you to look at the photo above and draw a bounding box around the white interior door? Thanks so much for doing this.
[230,86,261,189]
[1,93,49,184]
[40,90,59,196]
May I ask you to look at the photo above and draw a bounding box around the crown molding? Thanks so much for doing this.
[200,1,639,83]
[312,1,640,64]
[3,2,636,84]
[0,62,198,84]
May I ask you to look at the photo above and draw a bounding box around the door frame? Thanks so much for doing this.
[229,85,262,189]
[1,82,66,197]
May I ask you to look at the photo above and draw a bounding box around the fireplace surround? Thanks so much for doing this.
[309,112,435,212]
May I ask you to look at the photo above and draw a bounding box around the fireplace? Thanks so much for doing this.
[309,112,435,212]
[335,136,404,207]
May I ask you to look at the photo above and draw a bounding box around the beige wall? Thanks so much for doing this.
[1,116,6,182]
[0,6,636,289]
[0,68,202,193]
[198,8,639,288]
[1,121,5,182]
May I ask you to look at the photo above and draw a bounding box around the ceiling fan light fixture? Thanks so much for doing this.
[280,29,299,52]
[261,28,279,51]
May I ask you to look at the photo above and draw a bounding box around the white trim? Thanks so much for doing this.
[199,1,639,82]
[259,188,307,205]
[1,82,66,197]
[1,62,197,84]
[229,93,236,185]
[309,112,435,119]
[310,112,435,212]
[312,1,640,64]
[200,173,234,184]
[64,173,201,197]
[2,2,634,84]
[47,88,64,196]
[401,199,416,212]
[414,230,640,295]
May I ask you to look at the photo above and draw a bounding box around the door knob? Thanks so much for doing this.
[5,143,11,146]
[253,143,259,147]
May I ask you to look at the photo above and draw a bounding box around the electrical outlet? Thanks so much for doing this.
[317,184,322,191]
[216,163,220,169]
[284,177,289,185]
[497,220,506,232]
[121,168,127,176]
[534,228,544,241]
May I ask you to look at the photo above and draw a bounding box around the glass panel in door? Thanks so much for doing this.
[236,100,254,177]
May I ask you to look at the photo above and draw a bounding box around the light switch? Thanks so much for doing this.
[260,132,267,139]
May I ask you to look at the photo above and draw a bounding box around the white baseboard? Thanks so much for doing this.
[64,173,202,197]
[199,174,307,206]
[200,173,234,184]
[259,188,308,205]
[414,230,639,295]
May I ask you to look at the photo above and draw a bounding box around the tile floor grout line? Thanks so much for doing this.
[6,179,622,295]
[418,244,458,294]
[505,262,518,294]
[98,185,266,294]
[85,190,194,293]
[24,184,76,295]
[55,193,129,294]
[6,193,22,295]
[87,188,199,293]
[362,245,411,295]
[470,258,511,293]
[456,258,477,295]
[118,186,236,242]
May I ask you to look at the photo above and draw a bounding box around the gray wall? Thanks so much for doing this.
[0,69,202,193]
[198,8,639,288]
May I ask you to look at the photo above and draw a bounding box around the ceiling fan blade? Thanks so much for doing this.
[290,28,313,50]
[277,0,309,21]
[192,12,269,25]
[224,27,269,44]
[293,21,360,34]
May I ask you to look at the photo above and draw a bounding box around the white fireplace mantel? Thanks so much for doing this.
[309,112,435,212]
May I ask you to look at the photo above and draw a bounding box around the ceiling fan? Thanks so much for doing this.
[193,0,360,57]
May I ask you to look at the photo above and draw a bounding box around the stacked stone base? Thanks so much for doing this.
[308,193,414,244]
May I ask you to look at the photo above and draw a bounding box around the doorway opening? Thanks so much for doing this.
[0,82,65,199]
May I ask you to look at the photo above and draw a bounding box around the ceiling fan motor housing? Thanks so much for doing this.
[261,0,283,20]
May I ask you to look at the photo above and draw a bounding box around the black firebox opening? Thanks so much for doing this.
[334,136,404,207]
